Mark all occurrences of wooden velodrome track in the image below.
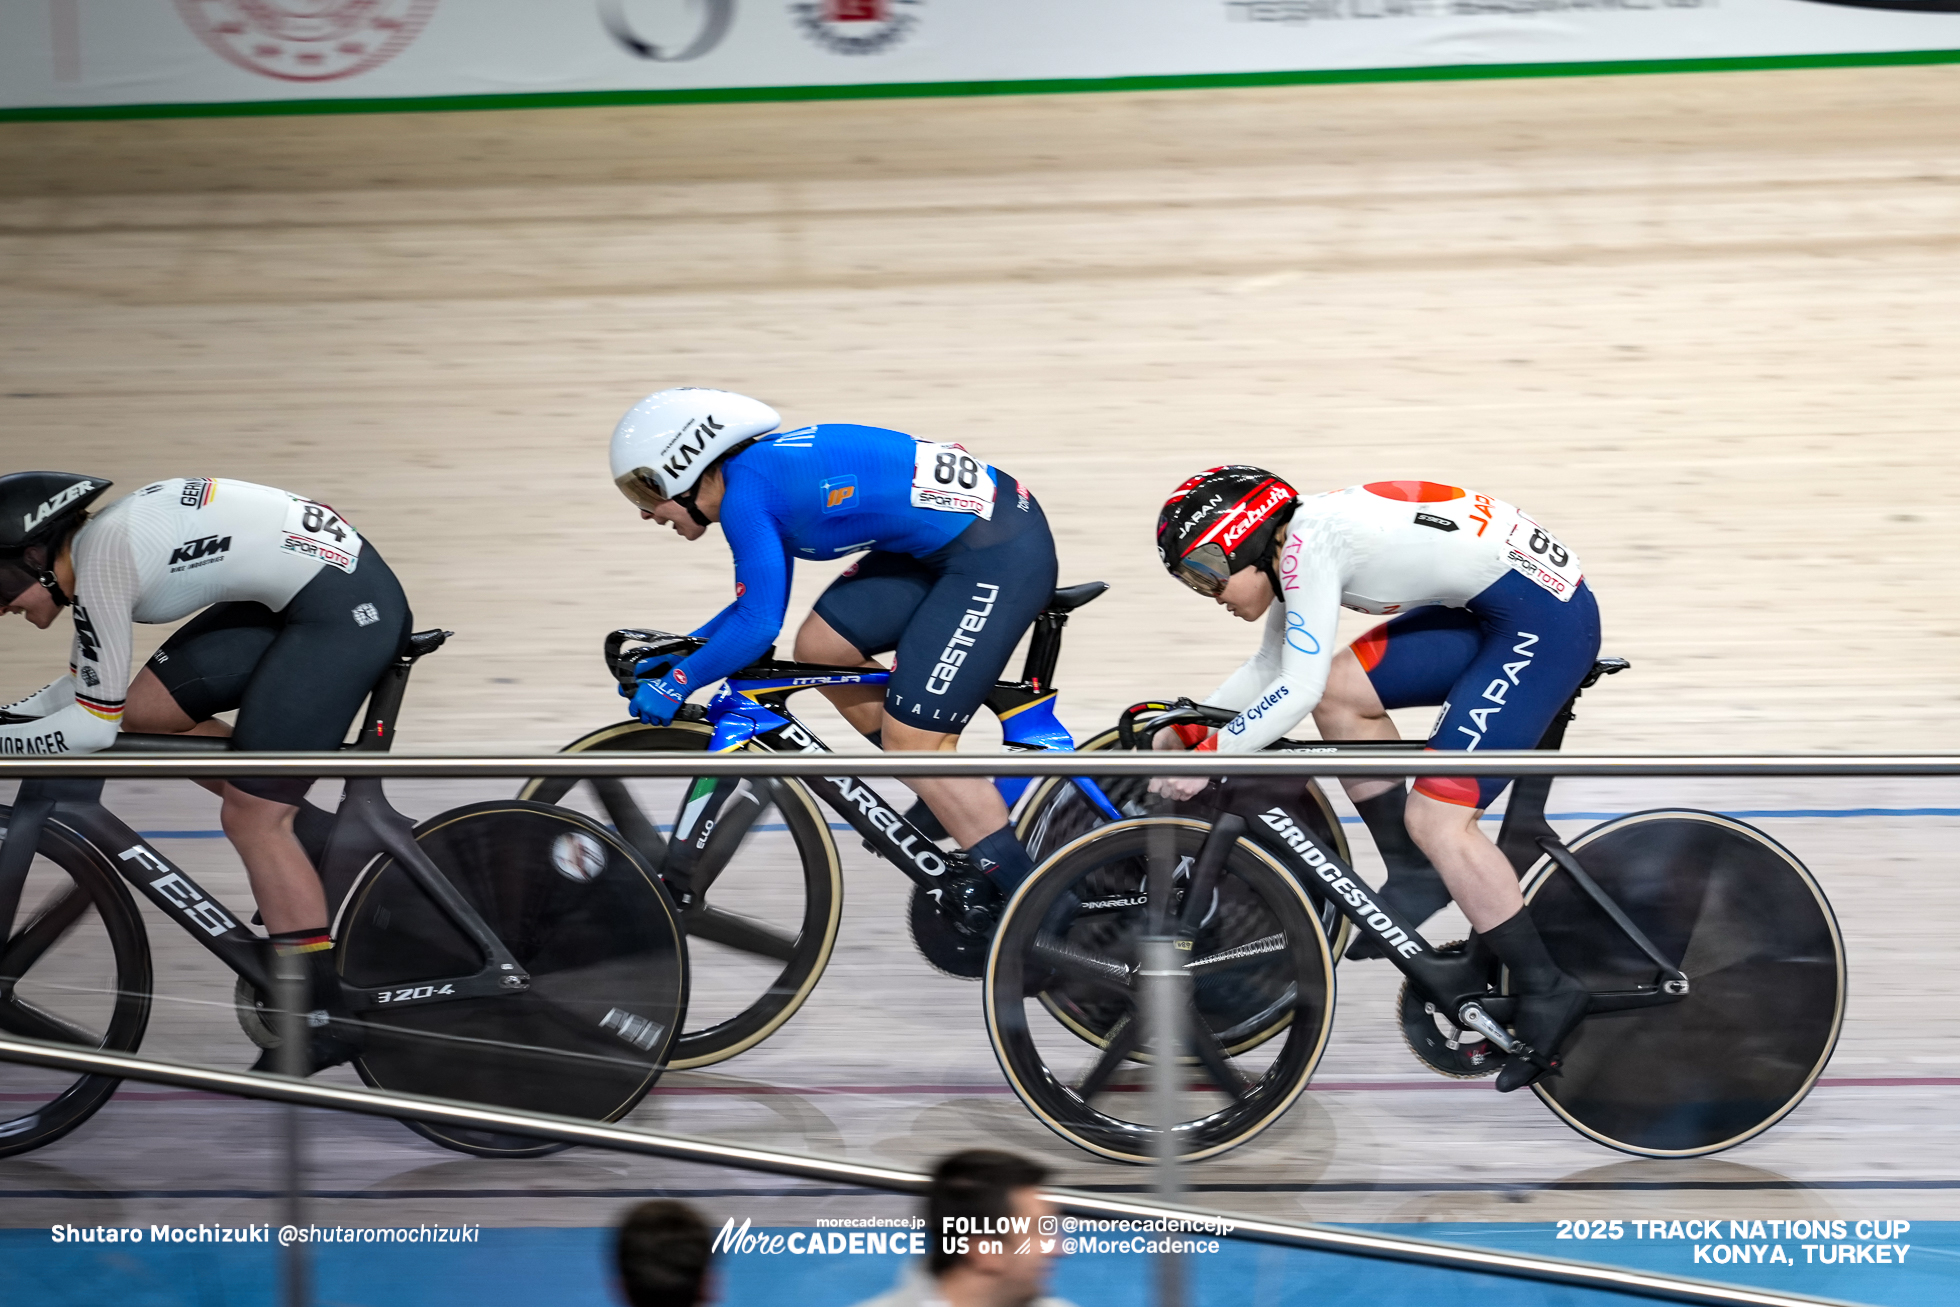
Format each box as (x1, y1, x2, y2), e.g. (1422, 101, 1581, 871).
(4, 67, 1960, 1246)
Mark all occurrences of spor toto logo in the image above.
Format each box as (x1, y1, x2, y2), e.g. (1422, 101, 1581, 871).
(791, 0, 923, 55)
(173, 0, 440, 83)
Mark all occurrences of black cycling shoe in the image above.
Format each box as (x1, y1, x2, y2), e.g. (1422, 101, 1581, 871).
(908, 872, 1001, 980)
(1495, 981, 1590, 1093)
(250, 1013, 364, 1077)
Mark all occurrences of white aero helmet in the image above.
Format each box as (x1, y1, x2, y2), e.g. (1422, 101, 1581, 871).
(610, 387, 781, 516)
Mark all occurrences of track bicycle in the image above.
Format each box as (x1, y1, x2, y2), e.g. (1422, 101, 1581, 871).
(0, 629, 686, 1160)
(522, 582, 1214, 1069)
(984, 658, 1847, 1163)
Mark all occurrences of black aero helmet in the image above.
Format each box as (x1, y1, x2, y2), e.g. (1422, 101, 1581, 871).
(1157, 465, 1298, 597)
(0, 471, 112, 606)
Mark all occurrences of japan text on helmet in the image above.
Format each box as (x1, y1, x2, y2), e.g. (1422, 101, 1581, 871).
(1156, 465, 1298, 597)
(610, 388, 781, 523)
(0, 471, 112, 607)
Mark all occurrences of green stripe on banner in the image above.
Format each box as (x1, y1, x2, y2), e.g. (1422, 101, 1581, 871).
(5, 46, 1960, 123)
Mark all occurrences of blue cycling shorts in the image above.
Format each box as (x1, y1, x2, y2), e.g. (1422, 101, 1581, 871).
(1355, 569, 1601, 810)
(812, 489, 1057, 732)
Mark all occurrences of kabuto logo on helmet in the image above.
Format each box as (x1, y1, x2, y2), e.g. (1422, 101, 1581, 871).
(1218, 481, 1292, 549)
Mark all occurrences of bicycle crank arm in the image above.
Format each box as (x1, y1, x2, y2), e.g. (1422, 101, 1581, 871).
(1583, 982, 1691, 1014)
(342, 964, 531, 1013)
(1455, 1002, 1522, 1056)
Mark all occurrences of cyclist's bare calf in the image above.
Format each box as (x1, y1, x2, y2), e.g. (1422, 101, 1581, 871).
(123, 666, 328, 935)
(1312, 650, 1524, 931)
(794, 611, 1011, 848)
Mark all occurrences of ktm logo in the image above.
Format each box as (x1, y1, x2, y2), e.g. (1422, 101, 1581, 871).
(169, 534, 231, 565)
(659, 415, 726, 480)
(71, 603, 102, 662)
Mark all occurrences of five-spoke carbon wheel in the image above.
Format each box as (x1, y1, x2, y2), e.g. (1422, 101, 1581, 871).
(0, 805, 152, 1158)
(338, 802, 687, 1158)
(985, 817, 1334, 1163)
(1518, 810, 1845, 1157)
(520, 720, 843, 1069)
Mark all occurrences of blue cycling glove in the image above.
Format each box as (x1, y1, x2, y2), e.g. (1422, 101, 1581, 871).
(628, 674, 687, 727)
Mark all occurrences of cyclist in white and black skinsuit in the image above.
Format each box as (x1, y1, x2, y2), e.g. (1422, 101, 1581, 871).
(1152, 468, 1601, 1091)
(0, 472, 412, 1072)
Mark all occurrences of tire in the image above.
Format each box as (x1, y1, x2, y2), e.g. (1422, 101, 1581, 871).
(1015, 728, 1352, 950)
(1014, 732, 1350, 1055)
(518, 720, 843, 1069)
(337, 802, 687, 1158)
(0, 806, 151, 1158)
(985, 817, 1335, 1164)
(1517, 810, 1846, 1157)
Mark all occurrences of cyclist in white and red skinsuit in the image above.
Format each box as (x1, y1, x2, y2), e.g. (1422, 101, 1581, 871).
(1152, 468, 1601, 1092)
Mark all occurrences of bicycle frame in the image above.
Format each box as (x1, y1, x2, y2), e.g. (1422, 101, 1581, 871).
(1138, 657, 1688, 1037)
(606, 605, 1122, 903)
(0, 636, 532, 1019)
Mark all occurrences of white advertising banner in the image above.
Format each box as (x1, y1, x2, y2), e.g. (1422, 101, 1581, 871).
(2, 0, 1958, 115)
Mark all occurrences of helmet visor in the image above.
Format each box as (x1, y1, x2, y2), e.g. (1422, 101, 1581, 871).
(1171, 541, 1233, 597)
(0, 557, 41, 606)
(614, 467, 668, 514)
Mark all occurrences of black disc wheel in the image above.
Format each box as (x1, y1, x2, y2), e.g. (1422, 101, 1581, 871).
(986, 817, 1334, 1164)
(338, 802, 686, 1158)
(1014, 728, 1353, 956)
(519, 720, 842, 1069)
(1517, 810, 1845, 1157)
(0, 804, 151, 1158)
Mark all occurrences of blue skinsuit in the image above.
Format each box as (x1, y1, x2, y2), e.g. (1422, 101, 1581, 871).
(664, 424, 1057, 730)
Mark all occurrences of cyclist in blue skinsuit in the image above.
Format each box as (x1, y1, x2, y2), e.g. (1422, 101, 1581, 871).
(609, 387, 1058, 905)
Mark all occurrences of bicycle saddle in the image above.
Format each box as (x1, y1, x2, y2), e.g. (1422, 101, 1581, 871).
(404, 628, 452, 661)
(1045, 581, 1108, 613)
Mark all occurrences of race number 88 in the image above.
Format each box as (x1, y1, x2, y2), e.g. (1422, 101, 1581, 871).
(935, 451, 981, 490)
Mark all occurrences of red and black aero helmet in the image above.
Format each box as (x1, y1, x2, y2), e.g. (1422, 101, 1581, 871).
(1157, 465, 1298, 596)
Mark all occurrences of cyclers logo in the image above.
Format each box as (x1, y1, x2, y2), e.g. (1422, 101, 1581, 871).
(168, 534, 232, 569)
(658, 414, 726, 483)
(827, 777, 946, 877)
(925, 582, 999, 695)
(1258, 808, 1422, 959)
(1225, 684, 1288, 736)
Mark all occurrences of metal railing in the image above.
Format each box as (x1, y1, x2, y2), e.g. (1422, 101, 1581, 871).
(6, 749, 1960, 780)
(2, 748, 1910, 1307)
(0, 1033, 1852, 1307)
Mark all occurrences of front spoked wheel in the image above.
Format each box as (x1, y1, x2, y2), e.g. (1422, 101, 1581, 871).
(338, 802, 686, 1158)
(519, 720, 843, 1069)
(0, 806, 152, 1158)
(1014, 728, 1353, 954)
(1518, 810, 1846, 1157)
(986, 817, 1334, 1163)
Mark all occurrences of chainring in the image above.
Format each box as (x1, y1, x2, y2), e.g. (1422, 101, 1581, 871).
(1397, 941, 1506, 1079)
(908, 883, 992, 980)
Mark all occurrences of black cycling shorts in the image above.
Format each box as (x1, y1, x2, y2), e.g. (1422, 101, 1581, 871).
(147, 545, 411, 804)
(812, 490, 1058, 732)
